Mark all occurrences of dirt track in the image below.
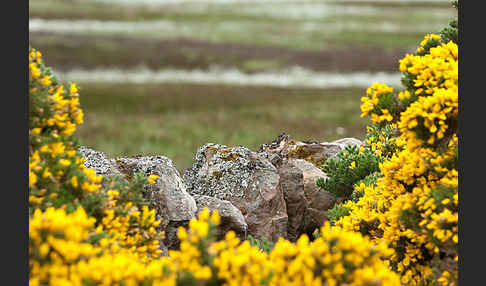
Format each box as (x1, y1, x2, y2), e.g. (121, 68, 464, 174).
(30, 32, 410, 73)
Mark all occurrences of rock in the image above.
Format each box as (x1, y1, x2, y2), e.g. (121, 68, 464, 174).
(277, 161, 306, 242)
(77, 146, 127, 187)
(113, 155, 197, 250)
(79, 148, 195, 250)
(193, 195, 248, 240)
(290, 159, 346, 236)
(184, 143, 288, 242)
(159, 240, 169, 257)
(331, 137, 363, 149)
(258, 134, 353, 238)
(275, 158, 345, 240)
(259, 134, 363, 168)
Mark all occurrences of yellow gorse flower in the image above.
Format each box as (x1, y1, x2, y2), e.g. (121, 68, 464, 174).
(148, 174, 159, 185)
(340, 31, 458, 286)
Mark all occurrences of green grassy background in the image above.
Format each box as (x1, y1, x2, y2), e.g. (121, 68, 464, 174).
(29, 0, 457, 171)
(74, 83, 365, 171)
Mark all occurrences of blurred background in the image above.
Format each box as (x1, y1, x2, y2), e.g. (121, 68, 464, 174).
(29, 0, 457, 171)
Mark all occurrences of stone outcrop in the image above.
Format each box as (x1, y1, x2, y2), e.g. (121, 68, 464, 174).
(275, 158, 345, 241)
(277, 160, 306, 241)
(258, 134, 356, 240)
(79, 147, 197, 250)
(290, 159, 346, 236)
(79, 134, 359, 247)
(193, 195, 248, 240)
(113, 155, 197, 249)
(77, 146, 127, 187)
(258, 133, 362, 168)
(184, 143, 288, 242)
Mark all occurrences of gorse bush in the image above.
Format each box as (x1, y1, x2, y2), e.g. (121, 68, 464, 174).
(326, 7, 459, 285)
(29, 47, 166, 285)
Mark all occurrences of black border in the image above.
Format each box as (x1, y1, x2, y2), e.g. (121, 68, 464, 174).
(457, 0, 472, 285)
(11, 0, 29, 284)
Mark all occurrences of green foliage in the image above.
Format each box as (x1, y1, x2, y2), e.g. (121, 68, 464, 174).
(317, 145, 381, 198)
(440, 19, 458, 45)
(351, 171, 383, 203)
(451, 0, 458, 9)
(328, 203, 350, 225)
(247, 234, 275, 254)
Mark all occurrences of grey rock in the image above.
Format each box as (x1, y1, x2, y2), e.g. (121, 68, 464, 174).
(159, 240, 169, 257)
(78, 146, 127, 187)
(184, 143, 288, 242)
(114, 155, 197, 250)
(115, 156, 197, 221)
(331, 137, 363, 149)
(193, 195, 248, 240)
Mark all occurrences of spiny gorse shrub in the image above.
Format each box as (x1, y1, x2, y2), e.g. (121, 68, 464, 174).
(332, 10, 458, 286)
(29, 47, 401, 285)
(316, 145, 381, 198)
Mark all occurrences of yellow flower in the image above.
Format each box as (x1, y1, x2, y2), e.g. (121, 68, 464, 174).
(59, 159, 71, 168)
(70, 83, 78, 95)
(148, 174, 159, 185)
(40, 75, 52, 87)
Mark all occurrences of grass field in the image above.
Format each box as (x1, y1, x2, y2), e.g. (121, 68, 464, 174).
(29, 0, 456, 170)
(74, 83, 366, 171)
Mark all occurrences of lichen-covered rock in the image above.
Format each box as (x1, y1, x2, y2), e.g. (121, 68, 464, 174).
(290, 159, 346, 235)
(259, 134, 362, 168)
(79, 148, 195, 249)
(114, 156, 197, 222)
(78, 146, 126, 187)
(111, 155, 197, 250)
(184, 143, 288, 242)
(193, 195, 248, 240)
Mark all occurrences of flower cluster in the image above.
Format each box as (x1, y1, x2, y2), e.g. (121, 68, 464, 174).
(29, 207, 176, 286)
(333, 17, 459, 286)
(168, 207, 220, 282)
(399, 38, 458, 104)
(361, 124, 405, 160)
(398, 88, 458, 148)
(29, 48, 105, 215)
(29, 48, 84, 139)
(101, 203, 164, 261)
(360, 30, 458, 130)
(360, 83, 399, 125)
(168, 210, 400, 286)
